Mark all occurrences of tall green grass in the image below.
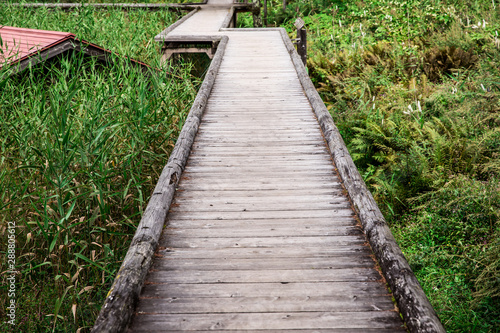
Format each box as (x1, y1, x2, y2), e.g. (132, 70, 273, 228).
(253, 0, 500, 331)
(0, 4, 201, 332)
(14, 0, 204, 4)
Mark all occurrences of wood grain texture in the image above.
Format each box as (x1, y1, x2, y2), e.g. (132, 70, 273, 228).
(95, 1, 437, 332)
(127, 15, 405, 333)
(129, 312, 403, 330)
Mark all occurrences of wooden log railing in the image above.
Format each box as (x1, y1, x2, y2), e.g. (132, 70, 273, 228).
(91, 36, 229, 333)
(279, 28, 446, 333)
(293, 18, 307, 66)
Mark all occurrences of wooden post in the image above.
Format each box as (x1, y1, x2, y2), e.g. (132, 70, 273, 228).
(251, 0, 262, 27)
(263, 0, 267, 27)
(232, 10, 237, 28)
(283, 0, 286, 11)
(294, 18, 307, 66)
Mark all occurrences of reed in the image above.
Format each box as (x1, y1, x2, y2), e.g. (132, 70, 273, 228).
(0, 3, 202, 332)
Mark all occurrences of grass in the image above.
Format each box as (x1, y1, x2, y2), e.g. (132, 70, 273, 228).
(1, 0, 499, 332)
(15, 0, 205, 3)
(248, 0, 500, 332)
(0, 3, 202, 332)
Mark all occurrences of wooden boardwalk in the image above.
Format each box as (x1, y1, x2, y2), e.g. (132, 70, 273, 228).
(126, 2, 405, 332)
(91, 1, 445, 332)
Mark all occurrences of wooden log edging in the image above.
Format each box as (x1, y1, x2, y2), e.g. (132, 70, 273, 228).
(91, 35, 228, 333)
(220, 6, 236, 29)
(279, 28, 446, 333)
(154, 7, 201, 42)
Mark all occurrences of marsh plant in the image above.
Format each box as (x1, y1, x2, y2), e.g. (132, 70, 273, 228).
(0, 3, 201, 332)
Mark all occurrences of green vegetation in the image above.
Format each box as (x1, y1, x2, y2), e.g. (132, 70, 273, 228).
(0, 4, 200, 332)
(1, 0, 498, 332)
(16, 0, 204, 4)
(250, 0, 500, 331)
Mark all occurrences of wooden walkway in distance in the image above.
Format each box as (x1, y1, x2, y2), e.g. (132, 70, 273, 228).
(126, 1, 406, 331)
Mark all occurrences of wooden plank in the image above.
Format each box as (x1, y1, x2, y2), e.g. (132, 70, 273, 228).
(190, 146, 327, 153)
(130, 329, 406, 333)
(191, 139, 325, 145)
(182, 163, 334, 170)
(146, 268, 382, 284)
(185, 157, 334, 164)
(166, 210, 354, 221)
(173, 189, 343, 198)
(177, 175, 340, 184)
(168, 202, 351, 213)
(128, 312, 403, 330)
(135, 295, 396, 314)
(182, 166, 336, 173)
(156, 246, 372, 259)
(164, 236, 365, 249)
(141, 281, 389, 298)
(151, 257, 375, 270)
(176, 183, 342, 192)
(165, 216, 357, 227)
(165, 217, 358, 229)
(172, 194, 348, 205)
(173, 189, 342, 200)
(164, 225, 361, 237)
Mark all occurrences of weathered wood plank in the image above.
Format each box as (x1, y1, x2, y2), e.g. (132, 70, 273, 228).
(135, 295, 396, 314)
(164, 225, 361, 237)
(169, 201, 351, 212)
(157, 245, 371, 259)
(129, 312, 403, 330)
(176, 183, 342, 192)
(166, 210, 355, 221)
(164, 236, 365, 249)
(151, 257, 374, 270)
(177, 175, 340, 185)
(130, 329, 406, 333)
(146, 268, 383, 284)
(141, 281, 390, 298)
(173, 189, 343, 198)
(172, 193, 346, 204)
(182, 166, 336, 174)
(165, 216, 357, 228)
(184, 158, 334, 165)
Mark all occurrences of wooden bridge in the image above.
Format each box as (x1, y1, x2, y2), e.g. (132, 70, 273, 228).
(92, 1, 445, 332)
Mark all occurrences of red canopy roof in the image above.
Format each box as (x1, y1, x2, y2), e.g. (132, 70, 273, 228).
(0, 25, 149, 72)
(0, 26, 75, 65)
